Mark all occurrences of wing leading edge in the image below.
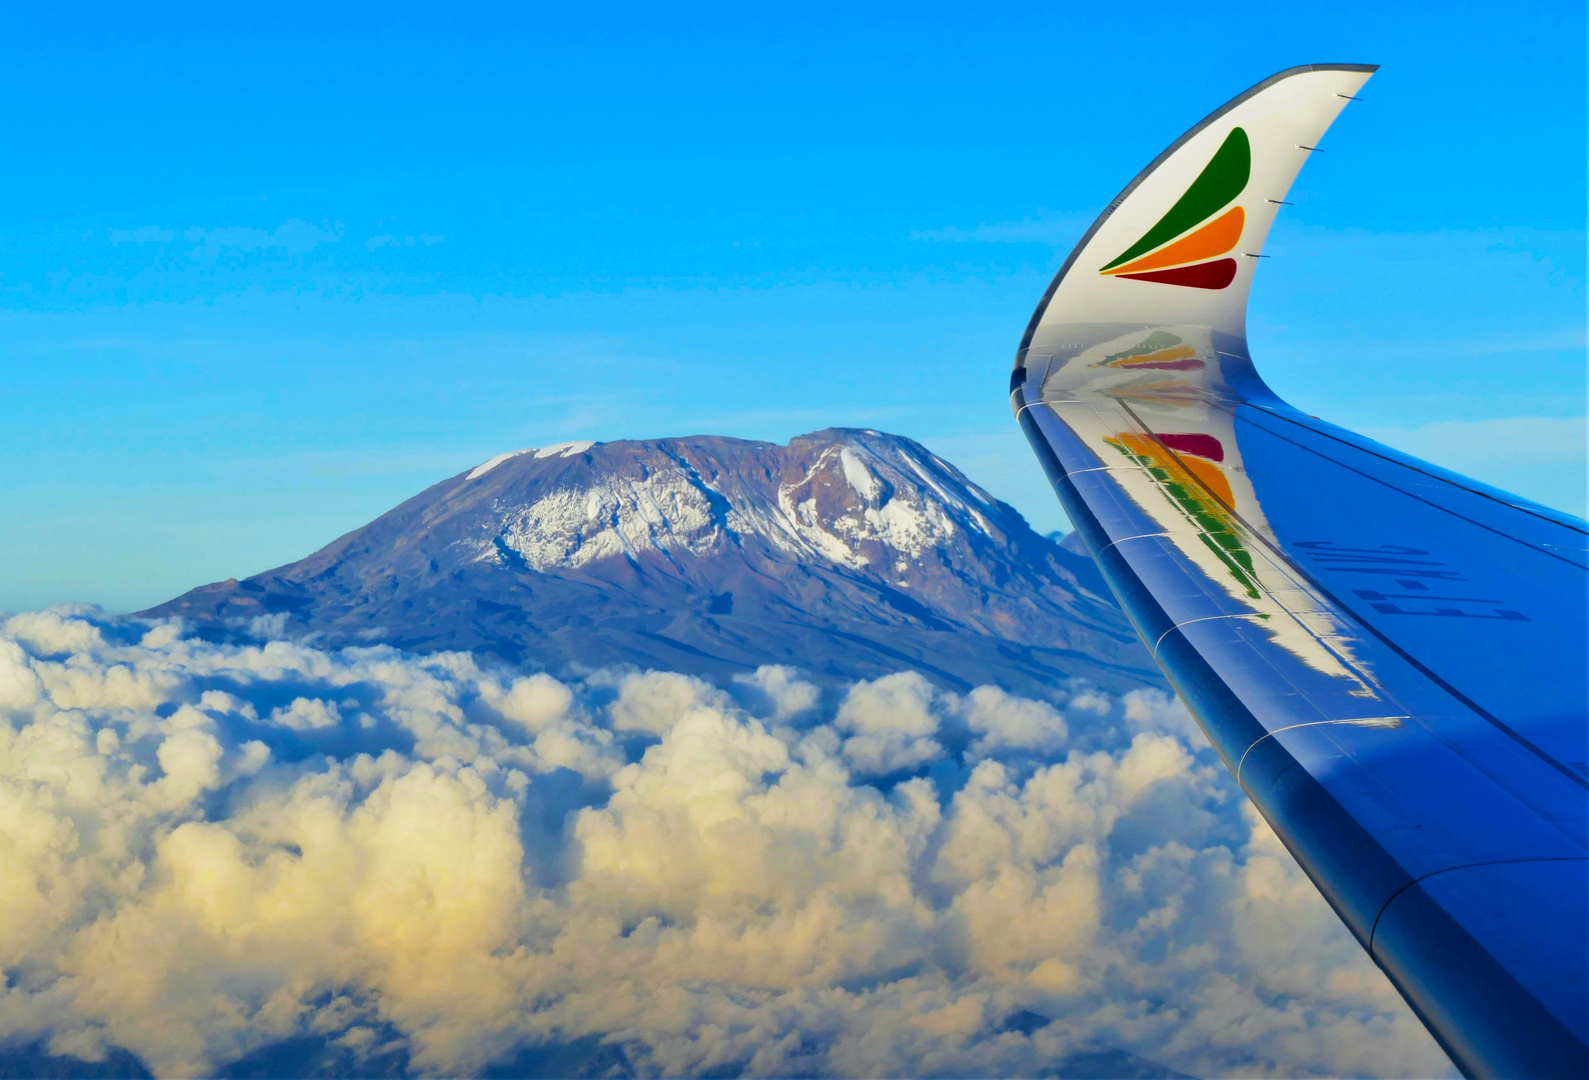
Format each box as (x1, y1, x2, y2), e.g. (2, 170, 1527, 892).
(1011, 65, 1587, 1079)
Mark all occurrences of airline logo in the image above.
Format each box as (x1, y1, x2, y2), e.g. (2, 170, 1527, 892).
(1099, 128, 1250, 290)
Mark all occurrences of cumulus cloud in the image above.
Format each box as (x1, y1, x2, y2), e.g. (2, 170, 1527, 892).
(1122, 686, 1210, 748)
(732, 664, 821, 722)
(0, 608, 1453, 1078)
(962, 685, 1068, 758)
(834, 671, 944, 775)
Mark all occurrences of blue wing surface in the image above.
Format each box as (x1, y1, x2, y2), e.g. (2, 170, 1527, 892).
(1011, 65, 1587, 1079)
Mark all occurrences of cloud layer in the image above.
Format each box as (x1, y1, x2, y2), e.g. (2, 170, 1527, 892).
(0, 609, 1453, 1078)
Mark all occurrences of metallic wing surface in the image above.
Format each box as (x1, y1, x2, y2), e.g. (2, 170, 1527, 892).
(1010, 65, 1587, 1080)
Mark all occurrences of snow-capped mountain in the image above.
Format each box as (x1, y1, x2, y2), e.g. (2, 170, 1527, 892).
(148, 429, 1158, 695)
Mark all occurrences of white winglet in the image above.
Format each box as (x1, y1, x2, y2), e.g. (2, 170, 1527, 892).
(1019, 64, 1375, 360)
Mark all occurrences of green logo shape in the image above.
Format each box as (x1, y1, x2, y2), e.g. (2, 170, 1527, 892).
(1100, 127, 1251, 272)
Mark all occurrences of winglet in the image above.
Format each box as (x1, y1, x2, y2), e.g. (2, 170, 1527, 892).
(1017, 64, 1376, 366)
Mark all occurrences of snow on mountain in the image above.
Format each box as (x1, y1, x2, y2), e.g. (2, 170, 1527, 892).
(466, 441, 597, 480)
(486, 462, 726, 571)
(147, 429, 1158, 696)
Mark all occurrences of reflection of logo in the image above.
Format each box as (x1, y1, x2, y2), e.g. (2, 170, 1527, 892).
(1100, 331, 1204, 371)
(1105, 431, 1260, 598)
(1099, 128, 1250, 290)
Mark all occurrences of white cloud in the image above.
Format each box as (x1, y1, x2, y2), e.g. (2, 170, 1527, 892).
(1359, 416, 1587, 516)
(732, 664, 821, 722)
(269, 696, 341, 730)
(606, 669, 729, 735)
(107, 226, 176, 244)
(367, 233, 445, 251)
(834, 671, 944, 774)
(962, 685, 1068, 757)
(1362, 415, 1587, 469)
(909, 211, 1092, 245)
(485, 672, 575, 734)
(1122, 686, 1209, 748)
(0, 608, 1454, 1078)
(182, 219, 341, 256)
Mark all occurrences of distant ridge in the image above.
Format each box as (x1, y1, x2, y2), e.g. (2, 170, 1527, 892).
(147, 429, 1159, 696)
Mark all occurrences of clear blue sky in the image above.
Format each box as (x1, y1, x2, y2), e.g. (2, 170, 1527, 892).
(2, 1, 1583, 613)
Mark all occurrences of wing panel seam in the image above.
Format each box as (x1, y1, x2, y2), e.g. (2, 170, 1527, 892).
(1150, 612, 1267, 660)
(1366, 856, 1589, 957)
(1236, 716, 1409, 791)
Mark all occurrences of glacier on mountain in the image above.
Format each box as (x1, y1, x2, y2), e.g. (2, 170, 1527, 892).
(488, 467, 725, 571)
(479, 437, 979, 574)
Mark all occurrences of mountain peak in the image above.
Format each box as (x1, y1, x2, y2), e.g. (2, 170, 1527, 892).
(147, 429, 1158, 696)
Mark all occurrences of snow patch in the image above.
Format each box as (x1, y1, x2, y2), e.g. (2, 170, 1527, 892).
(903, 454, 957, 506)
(495, 468, 723, 570)
(535, 441, 596, 459)
(468, 449, 535, 480)
(839, 448, 880, 501)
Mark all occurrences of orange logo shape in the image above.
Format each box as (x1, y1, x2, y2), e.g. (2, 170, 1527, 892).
(1100, 128, 1250, 290)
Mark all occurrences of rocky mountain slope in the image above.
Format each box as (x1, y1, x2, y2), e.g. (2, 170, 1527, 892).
(147, 429, 1158, 695)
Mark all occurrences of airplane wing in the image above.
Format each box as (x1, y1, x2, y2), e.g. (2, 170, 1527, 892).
(1011, 65, 1587, 1080)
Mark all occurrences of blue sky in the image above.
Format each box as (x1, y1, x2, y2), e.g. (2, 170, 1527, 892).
(2, 1, 1583, 613)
